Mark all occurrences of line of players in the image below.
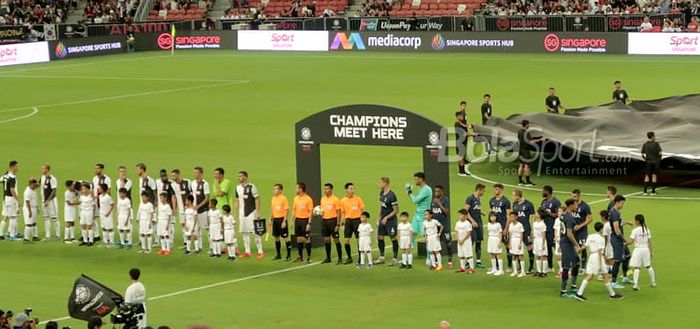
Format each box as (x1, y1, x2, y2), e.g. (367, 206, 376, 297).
(1, 161, 656, 299)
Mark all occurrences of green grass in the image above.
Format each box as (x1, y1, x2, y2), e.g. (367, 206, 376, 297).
(1, 51, 699, 329)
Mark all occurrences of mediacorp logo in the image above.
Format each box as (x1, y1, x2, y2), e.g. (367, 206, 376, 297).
(158, 33, 221, 50)
(366, 33, 422, 49)
(330, 32, 365, 50)
(54, 42, 68, 58)
(544, 33, 608, 53)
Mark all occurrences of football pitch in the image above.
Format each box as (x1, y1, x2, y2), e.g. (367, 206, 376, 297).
(1, 51, 699, 329)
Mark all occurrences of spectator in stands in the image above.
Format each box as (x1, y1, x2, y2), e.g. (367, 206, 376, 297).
(688, 16, 699, 31)
(322, 6, 335, 17)
(461, 17, 474, 31)
(308, 1, 316, 16)
(639, 16, 654, 31)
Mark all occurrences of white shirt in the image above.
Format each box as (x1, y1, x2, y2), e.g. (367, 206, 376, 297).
(236, 183, 259, 214)
(208, 209, 222, 226)
(585, 233, 606, 254)
(358, 222, 372, 238)
(138, 202, 155, 222)
(640, 21, 653, 31)
(139, 176, 157, 194)
(40, 175, 58, 201)
(508, 222, 524, 240)
(455, 220, 472, 241)
(603, 222, 612, 240)
(99, 194, 113, 216)
(65, 190, 79, 209)
(184, 208, 197, 223)
(223, 214, 236, 230)
(397, 222, 412, 238)
(630, 226, 652, 248)
(487, 222, 502, 238)
(92, 175, 112, 197)
(157, 202, 173, 221)
(171, 179, 188, 213)
(553, 216, 563, 240)
(23, 187, 38, 209)
(124, 281, 146, 304)
(79, 194, 95, 213)
(423, 220, 442, 237)
(533, 221, 547, 240)
(190, 179, 210, 206)
(116, 177, 132, 193)
(117, 197, 132, 217)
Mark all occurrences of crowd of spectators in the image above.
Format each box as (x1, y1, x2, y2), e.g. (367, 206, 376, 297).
(481, 0, 700, 17)
(221, 0, 341, 19)
(0, 0, 72, 25)
(355, 0, 393, 16)
(82, 0, 140, 24)
(153, 0, 213, 11)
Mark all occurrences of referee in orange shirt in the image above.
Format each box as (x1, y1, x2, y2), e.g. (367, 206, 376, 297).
(269, 183, 291, 261)
(320, 183, 343, 264)
(293, 183, 314, 263)
(340, 182, 366, 265)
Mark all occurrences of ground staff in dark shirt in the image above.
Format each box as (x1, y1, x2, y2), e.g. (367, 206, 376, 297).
(641, 131, 662, 195)
(517, 120, 542, 187)
(612, 80, 630, 104)
(545, 87, 565, 113)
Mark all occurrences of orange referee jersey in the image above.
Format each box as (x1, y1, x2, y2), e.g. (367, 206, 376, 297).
(340, 195, 365, 219)
(320, 194, 341, 220)
(293, 194, 314, 219)
(270, 194, 289, 219)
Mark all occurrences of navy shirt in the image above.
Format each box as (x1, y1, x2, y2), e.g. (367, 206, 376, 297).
(572, 200, 591, 238)
(607, 198, 615, 212)
(465, 195, 482, 223)
(379, 190, 398, 221)
(489, 196, 510, 229)
(560, 212, 576, 247)
(609, 207, 624, 242)
(431, 196, 450, 229)
(539, 197, 561, 231)
(513, 199, 535, 232)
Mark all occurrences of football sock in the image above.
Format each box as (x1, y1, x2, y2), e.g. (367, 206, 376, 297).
(186, 240, 192, 252)
(571, 265, 580, 287)
(324, 242, 331, 259)
(651, 183, 657, 193)
(335, 242, 343, 259)
(146, 236, 152, 251)
(578, 279, 589, 296)
(82, 229, 88, 242)
(519, 261, 526, 273)
(536, 260, 542, 273)
(306, 242, 312, 257)
(140, 236, 146, 250)
(360, 252, 366, 265)
(344, 243, 352, 260)
(402, 253, 407, 265)
(407, 253, 413, 265)
(378, 239, 385, 257)
(643, 183, 648, 193)
(518, 175, 524, 183)
(366, 251, 373, 264)
(254, 235, 263, 254)
(611, 261, 621, 282)
(87, 229, 94, 243)
(0, 220, 5, 236)
(24, 227, 30, 240)
(243, 233, 251, 254)
(561, 269, 570, 291)
(460, 258, 466, 269)
(528, 250, 535, 271)
(392, 239, 399, 259)
(9, 218, 17, 237)
(286, 241, 292, 258)
(297, 242, 304, 258)
(44, 219, 51, 238)
(633, 269, 640, 286)
(276, 241, 282, 257)
(497, 258, 502, 271)
(605, 282, 616, 296)
(468, 258, 474, 269)
(648, 267, 656, 284)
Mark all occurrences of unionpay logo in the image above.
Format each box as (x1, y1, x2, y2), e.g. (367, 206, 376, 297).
(54, 42, 68, 58)
(330, 32, 365, 50)
(431, 34, 445, 51)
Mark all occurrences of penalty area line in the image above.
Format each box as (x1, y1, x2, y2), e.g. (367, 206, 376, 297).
(0, 107, 39, 125)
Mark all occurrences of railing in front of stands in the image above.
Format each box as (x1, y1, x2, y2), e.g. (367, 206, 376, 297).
(0, 13, 690, 42)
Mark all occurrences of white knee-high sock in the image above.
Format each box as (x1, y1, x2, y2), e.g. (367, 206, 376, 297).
(360, 252, 366, 265)
(146, 236, 152, 250)
(54, 219, 61, 238)
(87, 229, 94, 243)
(497, 258, 502, 271)
(633, 269, 640, 286)
(558, 260, 563, 272)
(543, 261, 549, 273)
(577, 279, 589, 296)
(70, 227, 75, 239)
(367, 251, 373, 264)
(186, 240, 192, 252)
(64, 227, 70, 239)
(9, 218, 17, 236)
(44, 219, 51, 238)
(402, 253, 407, 265)
(0, 220, 6, 236)
(536, 260, 542, 273)
(140, 236, 146, 250)
(255, 235, 263, 254)
(407, 253, 413, 265)
(82, 229, 88, 242)
(119, 232, 125, 245)
(468, 258, 475, 269)
(126, 230, 132, 244)
(109, 232, 114, 244)
(93, 223, 100, 237)
(243, 233, 251, 253)
(648, 267, 656, 284)
(519, 261, 526, 273)
(24, 227, 30, 240)
(605, 282, 616, 296)
(228, 244, 235, 257)
(460, 258, 466, 269)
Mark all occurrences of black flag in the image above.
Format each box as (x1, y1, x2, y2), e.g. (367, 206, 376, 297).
(254, 218, 267, 235)
(67, 274, 123, 321)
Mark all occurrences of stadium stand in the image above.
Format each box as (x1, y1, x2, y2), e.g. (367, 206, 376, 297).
(82, 0, 139, 23)
(148, 0, 212, 20)
(479, 0, 700, 16)
(0, 0, 72, 25)
(389, 0, 486, 16)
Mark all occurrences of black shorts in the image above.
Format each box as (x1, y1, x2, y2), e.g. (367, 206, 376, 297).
(575, 232, 588, 248)
(519, 149, 534, 164)
(322, 218, 339, 239)
(471, 225, 483, 242)
(377, 218, 398, 238)
(294, 218, 310, 238)
(272, 218, 289, 238)
(645, 162, 660, 175)
(523, 228, 533, 246)
(441, 231, 453, 243)
(561, 243, 580, 269)
(611, 237, 624, 261)
(344, 218, 360, 239)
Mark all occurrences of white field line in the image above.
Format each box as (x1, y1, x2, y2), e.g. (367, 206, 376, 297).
(0, 107, 38, 124)
(0, 74, 247, 83)
(0, 54, 171, 74)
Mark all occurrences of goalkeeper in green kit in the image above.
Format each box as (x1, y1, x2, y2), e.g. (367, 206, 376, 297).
(407, 172, 432, 254)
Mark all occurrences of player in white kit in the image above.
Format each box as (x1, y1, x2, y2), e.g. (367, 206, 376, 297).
(63, 181, 80, 243)
(182, 195, 199, 254)
(22, 179, 40, 242)
(629, 214, 656, 291)
(455, 209, 475, 273)
(507, 211, 526, 277)
(117, 188, 133, 248)
(357, 211, 374, 269)
(78, 183, 96, 246)
(137, 192, 155, 253)
(486, 211, 504, 276)
(423, 210, 444, 271)
(92, 163, 111, 242)
(40, 164, 60, 241)
(599, 210, 614, 266)
(1, 161, 20, 240)
(532, 214, 549, 277)
(98, 184, 115, 247)
(157, 193, 174, 255)
(222, 205, 237, 261)
(397, 212, 413, 269)
(553, 207, 565, 277)
(208, 199, 224, 257)
(191, 167, 209, 254)
(574, 222, 624, 301)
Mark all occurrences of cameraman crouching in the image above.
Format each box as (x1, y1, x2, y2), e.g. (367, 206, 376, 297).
(125, 268, 147, 329)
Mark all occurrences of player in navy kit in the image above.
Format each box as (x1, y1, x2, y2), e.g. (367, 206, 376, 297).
(539, 185, 561, 271)
(559, 198, 581, 298)
(570, 189, 592, 274)
(464, 184, 485, 268)
(488, 184, 511, 268)
(512, 189, 536, 274)
(431, 185, 452, 268)
(376, 177, 399, 266)
(609, 195, 628, 289)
